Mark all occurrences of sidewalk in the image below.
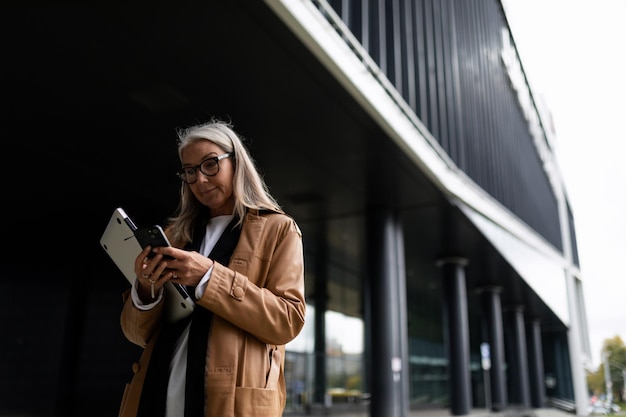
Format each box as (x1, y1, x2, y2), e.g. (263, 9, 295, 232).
(286, 405, 578, 417)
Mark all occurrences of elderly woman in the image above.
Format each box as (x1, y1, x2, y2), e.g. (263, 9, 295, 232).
(118, 119, 306, 417)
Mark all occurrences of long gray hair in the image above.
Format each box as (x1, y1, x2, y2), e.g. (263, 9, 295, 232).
(166, 118, 283, 246)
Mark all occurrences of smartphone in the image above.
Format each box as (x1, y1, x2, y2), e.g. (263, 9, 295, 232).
(134, 224, 191, 303)
(134, 225, 173, 259)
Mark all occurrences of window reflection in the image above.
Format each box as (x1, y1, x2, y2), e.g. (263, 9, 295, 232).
(285, 306, 366, 412)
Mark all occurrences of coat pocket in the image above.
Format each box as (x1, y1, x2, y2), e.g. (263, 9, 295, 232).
(234, 386, 281, 417)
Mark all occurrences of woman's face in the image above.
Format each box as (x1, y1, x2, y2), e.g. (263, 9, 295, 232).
(181, 140, 235, 217)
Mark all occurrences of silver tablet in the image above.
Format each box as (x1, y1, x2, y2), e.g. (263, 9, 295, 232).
(100, 207, 194, 322)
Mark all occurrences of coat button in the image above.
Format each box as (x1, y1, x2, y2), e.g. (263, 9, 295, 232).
(233, 287, 244, 298)
(132, 362, 139, 373)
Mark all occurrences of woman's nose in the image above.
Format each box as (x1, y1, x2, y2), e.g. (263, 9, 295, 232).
(196, 170, 212, 183)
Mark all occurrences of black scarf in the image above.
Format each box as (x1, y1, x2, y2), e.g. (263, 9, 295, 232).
(137, 216, 241, 417)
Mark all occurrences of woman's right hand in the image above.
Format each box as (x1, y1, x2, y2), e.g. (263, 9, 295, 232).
(134, 245, 174, 302)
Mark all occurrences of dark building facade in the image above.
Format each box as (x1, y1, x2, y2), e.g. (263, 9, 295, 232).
(0, 1, 591, 416)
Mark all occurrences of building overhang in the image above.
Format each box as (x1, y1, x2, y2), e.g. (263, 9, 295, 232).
(456, 200, 570, 326)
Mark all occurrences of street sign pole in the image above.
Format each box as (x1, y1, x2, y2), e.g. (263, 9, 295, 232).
(481, 343, 492, 415)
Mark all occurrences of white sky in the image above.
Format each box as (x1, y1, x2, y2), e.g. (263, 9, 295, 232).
(503, 0, 626, 369)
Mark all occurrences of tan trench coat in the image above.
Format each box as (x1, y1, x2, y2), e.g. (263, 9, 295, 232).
(118, 210, 306, 417)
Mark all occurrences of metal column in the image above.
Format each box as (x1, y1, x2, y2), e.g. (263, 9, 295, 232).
(366, 207, 409, 417)
(527, 318, 546, 408)
(313, 226, 328, 407)
(507, 306, 531, 408)
(437, 257, 472, 416)
(478, 286, 508, 411)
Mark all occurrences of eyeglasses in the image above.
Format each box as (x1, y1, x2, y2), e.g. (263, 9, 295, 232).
(177, 153, 233, 184)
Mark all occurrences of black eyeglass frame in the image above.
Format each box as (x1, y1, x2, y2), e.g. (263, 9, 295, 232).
(176, 152, 233, 184)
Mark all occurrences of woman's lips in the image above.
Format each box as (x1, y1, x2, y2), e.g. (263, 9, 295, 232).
(199, 186, 217, 197)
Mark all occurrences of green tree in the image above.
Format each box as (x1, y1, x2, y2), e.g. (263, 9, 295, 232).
(587, 335, 626, 403)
